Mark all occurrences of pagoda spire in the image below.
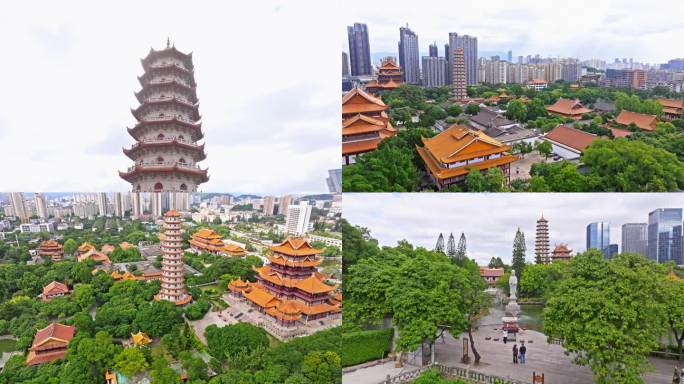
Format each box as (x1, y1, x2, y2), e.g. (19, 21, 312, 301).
(166, 36, 170, 48)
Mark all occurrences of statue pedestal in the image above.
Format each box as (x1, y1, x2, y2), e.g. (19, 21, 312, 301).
(505, 300, 521, 318)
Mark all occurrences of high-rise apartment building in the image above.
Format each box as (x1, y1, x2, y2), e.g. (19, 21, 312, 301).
(507, 50, 513, 62)
(9, 192, 29, 222)
(342, 52, 350, 76)
(561, 61, 581, 83)
(621, 223, 648, 256)
(347, 23, 372, 76)
(278, 195, 293, 215)
(647, 208, 683, 264)
(97, 192, 108, 216)
(398, 25, 420, 84)
(586, 222, 610, 254)
(326, 169, 342, 194)
(604, 69, 647, 89)
(422, 56, 448, 88)
(262, 196, 276, 215)
(285, 201, 312, 235)
(34, 193, 48, 220)
(448, 33, 477, 86)
(113, 192, 124, 217)
(429, 43, 438, 58)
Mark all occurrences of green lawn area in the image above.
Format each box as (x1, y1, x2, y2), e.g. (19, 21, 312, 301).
(210, 298, 228, 311)
(199, 283, 223, 293)
(0, 339, 19, 353)
(266, 333, 281, 348)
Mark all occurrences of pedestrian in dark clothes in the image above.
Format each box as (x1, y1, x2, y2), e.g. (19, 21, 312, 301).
(519, 342, 527, 364)
(512, 344, 518, 364)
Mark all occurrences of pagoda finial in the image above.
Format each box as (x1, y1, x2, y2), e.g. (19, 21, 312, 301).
(166, 36, 170, 48)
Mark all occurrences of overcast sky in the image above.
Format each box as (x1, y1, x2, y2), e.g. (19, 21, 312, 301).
(342, 0, 684, 63)
(0, 1, 340, 195)
(343, 193, 684, 265)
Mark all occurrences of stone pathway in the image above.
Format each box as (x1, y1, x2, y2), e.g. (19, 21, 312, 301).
(434, 326, 673, 384)
(343, 361, 416, 384)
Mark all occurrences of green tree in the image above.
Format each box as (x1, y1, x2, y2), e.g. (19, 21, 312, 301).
(464, 103, 480, 115)
(505, 99, 527, 122)
(301, 351, 342, 384)
(446, 104, 463, 117)
(536, 140, 552, 159)
(150, 358, 180, 384)
(544, 251, 667, 383)
(205, 323, 269, 362)
(63, 238, 77, 256)
(663, 276, 684, 361)
(73, 284, 95, 310)
(526, 98, 548, 120)
(114, 347, 149, 377)
(511, 229, 526, 280)
(134, 300, 182, 338)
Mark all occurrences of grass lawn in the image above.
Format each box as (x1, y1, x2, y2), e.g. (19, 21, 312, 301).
(266, 333, 281, 348)
(210, 298, 229, 310)
(0, 339, 18, 353)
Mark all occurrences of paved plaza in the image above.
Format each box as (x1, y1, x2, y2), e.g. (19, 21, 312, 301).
(344, 325, 676, 384)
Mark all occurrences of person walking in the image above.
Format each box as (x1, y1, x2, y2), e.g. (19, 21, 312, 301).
(502, 329, 508, 344)
(512, 344, 518, 364)
(519, 341, 527, 364)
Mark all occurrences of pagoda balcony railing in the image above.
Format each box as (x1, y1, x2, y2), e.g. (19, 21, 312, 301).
(142, 114, 195, 124)
(126, 162, 203, 172)
(144, 96, 196, 107)
(129, 137, 201, 149)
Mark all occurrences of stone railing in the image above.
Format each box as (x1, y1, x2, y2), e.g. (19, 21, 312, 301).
(378, 363, 528, 384)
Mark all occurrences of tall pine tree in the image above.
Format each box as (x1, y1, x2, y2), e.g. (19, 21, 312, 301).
(511, 228, 526, 280)
(455, 232, 467, 261)
(446, 233, 456, 259)
(435, 233, 445, 253)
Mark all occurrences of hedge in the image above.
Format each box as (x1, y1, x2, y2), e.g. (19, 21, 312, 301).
(341, 328, 393, 367)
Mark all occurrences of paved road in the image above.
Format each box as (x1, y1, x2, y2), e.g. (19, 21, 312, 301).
(342, 362, 416, 384)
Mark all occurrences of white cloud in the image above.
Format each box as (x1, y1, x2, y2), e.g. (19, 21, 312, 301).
(341, 0, 684, 63)
(0, 0, 341, 194)
(343, 193, 684, 265)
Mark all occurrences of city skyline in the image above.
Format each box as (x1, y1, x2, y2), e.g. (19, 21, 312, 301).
(343, 193, 684, 265)
(341, 0, 684, 64)
(0, 1, 339, 194)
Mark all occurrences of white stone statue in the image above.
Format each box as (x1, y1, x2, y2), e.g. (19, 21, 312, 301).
(509, 270, 518, 301)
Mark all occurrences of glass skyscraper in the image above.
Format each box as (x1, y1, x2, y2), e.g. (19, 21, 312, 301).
(347, 23, 372, 76)
(647, 208, 683, 264)
(586, 222, 610, 254)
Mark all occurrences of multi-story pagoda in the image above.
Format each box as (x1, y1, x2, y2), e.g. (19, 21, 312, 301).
(37, 240, 63, 261)
(341, 87, 396, 165)
(228, 237, 340, 327)
(120, 40, 208, 193)
(155, 209, 191, 305)
(365, 57, 403, 93)
(535, 214, 550, 264)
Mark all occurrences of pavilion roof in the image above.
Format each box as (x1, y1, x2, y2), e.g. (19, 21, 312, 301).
(420, 125, 510, 164)
(42, 281, 69, 295)
(545, 125, 600, 152)
(546, 98, 592, 116)
(615, 110, 657, 131)
(30, 323, 75, 350)
(270, 237, 323, 256)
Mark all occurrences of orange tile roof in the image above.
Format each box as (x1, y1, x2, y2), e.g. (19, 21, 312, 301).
(342, 114, 387, 136)
(100, 244, 115, 255)
(222, 243, 246, 255)
(131, 331, 151, 346)
(164, 209, 181, 217)
(193, 228, 222, 239)
(268, 254, 321, 268)
(243, 285, 277, 308)
(295, 275, 337, 294)
(29, 323, 75, 351)
(417, 146, 518, 180)
(297, 302, 341, 315)
(78, 242, 95, 253)
(420, 125, 511, 164)
(342, 138, 383, 155)
(656, 98, 684, 110)
(479, 268, 504, 278)
(270, 238, 323, 256)
(342, 87, 388, 115)
(610, 128, 632, 138)
(119, 241, 137, 250)
(545, 125, 600, 152)
(78, 249, 112, 264)
(546, 98, 592, 116)
(615, 110, 657, 131)
(42, 281, 69, 296)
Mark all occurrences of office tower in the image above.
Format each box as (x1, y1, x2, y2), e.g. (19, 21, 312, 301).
(262, 196, 276, 215)
(561, 62, 581, 82)
(429, 43, 438, 57)
(621, 223, 648, 256)
(96, 192, 108, 216)
(398, 25, 420, 84)
(444, 43, 451, 83)
(34, 193, 48, 219)
(422, 56, 448, 87)
(9, 192, 29, 222)
(119, 41, 209, 192)
(452, 48, 467, 100)
(518, 56, 523, 64)
(285, 201, 312, 235)
(113, 192, 124, 217)
(326, 169, 342, 194)
(535, 214, 550, 264)
(448, 33, 478, 85)
(507, 50, 513, 62)
(278, 195, 293, 215)
(347, 23, 372, 76)
(154, 210, 191, 305)
(342, 52, 350, 76)
(586, 222, 610, 256)
(604, 244, 619, 259)
(647, 208, 683, 264)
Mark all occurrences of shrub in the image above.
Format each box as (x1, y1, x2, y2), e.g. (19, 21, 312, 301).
(341, 328, 393, 367)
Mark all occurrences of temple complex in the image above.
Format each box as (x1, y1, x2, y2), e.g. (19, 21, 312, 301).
(77, 242, 111, 264)
(41, 281, 69, 301)
(615, 110, 657, 131)
(37, 240, 63, 261)
(189, 228, 246, 256)
(551, 244, 573, 262)
(535, 214, 550, 264)
(228, 238, 340, 328)
(25, 323, 75, 366)
(415, 125, 518, 190)
(120, 40, 208, 193)
(546, 98, 592, 119)
(341, 87, 396, 165)
(365, 57, 403, 93)
(154, 210, 191, 306)
(657, 98, 684, 120)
